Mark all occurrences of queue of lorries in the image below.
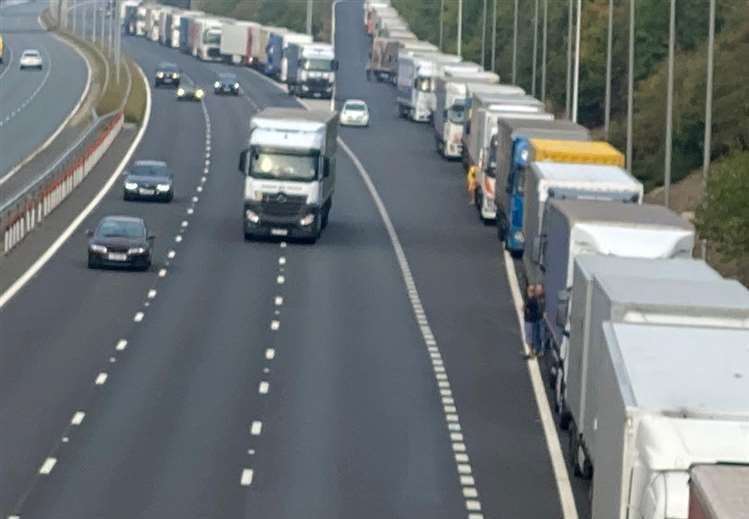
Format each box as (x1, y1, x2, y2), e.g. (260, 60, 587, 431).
(120, 0, 337, 99)
(119, 1, 340, 243)
(366, 2, 749, 519)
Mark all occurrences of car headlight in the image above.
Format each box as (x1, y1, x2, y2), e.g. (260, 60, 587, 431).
(128, 247, 146, 254)
(513, 231, 525, 243)
(177, 88, 185, 97)
(299, 213, 315, 226)
(195, 89, 205, 99)
(156, 71, 164, 78)
(90, 244, 107, 253)
(214, 81, 221, 88)
(156, 183, 171, 192)
(124, 181, 138, 190)
(245, 209, 260, 223)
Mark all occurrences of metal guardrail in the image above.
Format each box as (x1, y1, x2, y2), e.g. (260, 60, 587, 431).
(1, 111, 124, 255)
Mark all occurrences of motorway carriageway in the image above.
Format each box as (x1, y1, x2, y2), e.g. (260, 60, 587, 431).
(0, 0, 88, 188)
(0, 1, 588, 517)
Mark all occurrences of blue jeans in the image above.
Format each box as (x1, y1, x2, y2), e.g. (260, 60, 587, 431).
(525, 321, 544, 355)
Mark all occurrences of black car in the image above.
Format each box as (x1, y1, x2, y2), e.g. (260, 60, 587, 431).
(123, 160, 174, 202)
(154, 62, 181, 88)
(214, 73, 240, 95)
(87, 216, 154, 270)
(176, 76, 205, 101)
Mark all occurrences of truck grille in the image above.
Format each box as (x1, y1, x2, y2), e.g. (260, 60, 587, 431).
(261, 193, 306, 218)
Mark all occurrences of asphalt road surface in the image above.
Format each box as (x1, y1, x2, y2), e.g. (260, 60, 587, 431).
(0, 2, 577, 517)
(0, 0, 87, 182)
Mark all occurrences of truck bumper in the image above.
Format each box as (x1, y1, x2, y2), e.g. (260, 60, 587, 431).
(244, 204, 321, 240)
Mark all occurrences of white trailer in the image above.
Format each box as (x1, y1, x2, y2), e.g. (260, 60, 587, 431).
(584, 322, 749, 519)
(220, 21, 259, 65)
(523, 162, 643, 281)
(541, 202, 696, 416)
(464, 92, 545, 172)
(432, 74, 500, 159)
(192, 18, 223, 61)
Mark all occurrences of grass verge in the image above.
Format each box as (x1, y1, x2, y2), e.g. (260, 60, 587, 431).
(124, 59, 146, 125)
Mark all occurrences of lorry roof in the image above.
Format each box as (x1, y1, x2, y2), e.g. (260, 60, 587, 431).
(499, 118, 590, 138)
(253, 108, 336, 125)
(551, 200, 691, 229)
(597, 275, 749, 321)
(575, 255, 721, 282)
(605, 323, 749, 418)
(531, 139, 625, 166)
(531, 163, 640, 191)
(689, 463, 749, 517)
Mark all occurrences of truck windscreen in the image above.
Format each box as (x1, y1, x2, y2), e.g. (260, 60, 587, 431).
(447, 105, 465, 124)
(303, 59, 334, 71)
(204, 31, 221, 44)
(251, 152, 317, 181)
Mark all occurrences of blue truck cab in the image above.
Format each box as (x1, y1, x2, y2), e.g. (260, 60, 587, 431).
(264, 32, 285, 77)
(493, 119, 592, 257)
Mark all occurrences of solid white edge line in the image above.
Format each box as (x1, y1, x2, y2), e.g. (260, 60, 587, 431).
(0, 13, 93, 184)
(0, 62, 152, 311)
(503, 250, 579, 519)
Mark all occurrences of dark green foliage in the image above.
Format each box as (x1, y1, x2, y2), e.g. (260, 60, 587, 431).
(695, 151, 749, 279)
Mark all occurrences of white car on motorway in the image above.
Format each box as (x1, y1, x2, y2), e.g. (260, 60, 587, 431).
(19, 49, 43, 70)
(339, 99, 370, 127)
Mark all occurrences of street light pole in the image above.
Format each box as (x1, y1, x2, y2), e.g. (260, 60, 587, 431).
(531, 0, 538, 97)
(512, 0, 518, 84)
(438, 0, 444, 51)
(481, 0, 487, 68)
(306, 0, 313, 36)
(701, 0, 716, 259)
(571, 0, 582, 122)
(541, 0, 547, 103)
(565, 0, 573, 117)
(626, 0, 636, 171)
(603, 0, 613, 139)
(457, 0, 463, 58)
(664, 0, 676, 208)
(490, 0, 497, 71)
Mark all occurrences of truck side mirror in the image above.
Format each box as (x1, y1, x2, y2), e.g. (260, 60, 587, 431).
(556, 289, 570, 328)
(332, 60, 339, 71)
(238, 149, 249, 174)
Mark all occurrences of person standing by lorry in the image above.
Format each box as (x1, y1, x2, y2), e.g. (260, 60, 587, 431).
(524, 285, 543, 358)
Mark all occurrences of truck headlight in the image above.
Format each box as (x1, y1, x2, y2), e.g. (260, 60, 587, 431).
(245, 209, 260, 223)
(156, 71, 164, 78)
(156, 183, 171, 192)
(299, 213, 315, 226)
(513, 231, 525, 243)
(177, 88, 185, 97)
(195, 89, 205, 99)
(90, 244, 107, 253)
(124, 181, 138, 190)
(214, 81, 221, 88)
(173, 73, 180, 79)
(128, 247, 146, 254)
(233, 82, 240, 89)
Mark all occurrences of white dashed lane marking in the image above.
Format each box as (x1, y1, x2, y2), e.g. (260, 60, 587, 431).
(71, 411, 85, 425)
(133, 312, 144, 322)
(116, 339, 127, 351)
(240, 468, 254, 486)
(39, 457, 57, 475)
(276, 275, 285, 285)
(250, 421, 263, 436)
(147, 289, 157, 299)
(95, 373, 108, 385)
(258, 381, 269, 394)
(270, 320, 280, 331)
(265, 348, 275, 360)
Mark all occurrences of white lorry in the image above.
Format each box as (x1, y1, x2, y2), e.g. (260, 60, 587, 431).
(582, 320, 749, 519)
(279, 33, 314, 83)
(286, 43, 337, 98)
(522, 161, 643, 283)
(220, 21, 259, 65)
(395, 53, 461, 122)
(238, 108, 339, 243)
(192, 18, 223, 61)
(541, 201, 697, 416)
(432, 73, 500, 159)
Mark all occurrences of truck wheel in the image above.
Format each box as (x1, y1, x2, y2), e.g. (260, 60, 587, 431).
(321, 202, 331, 229)
(568, 424, 583, 477)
